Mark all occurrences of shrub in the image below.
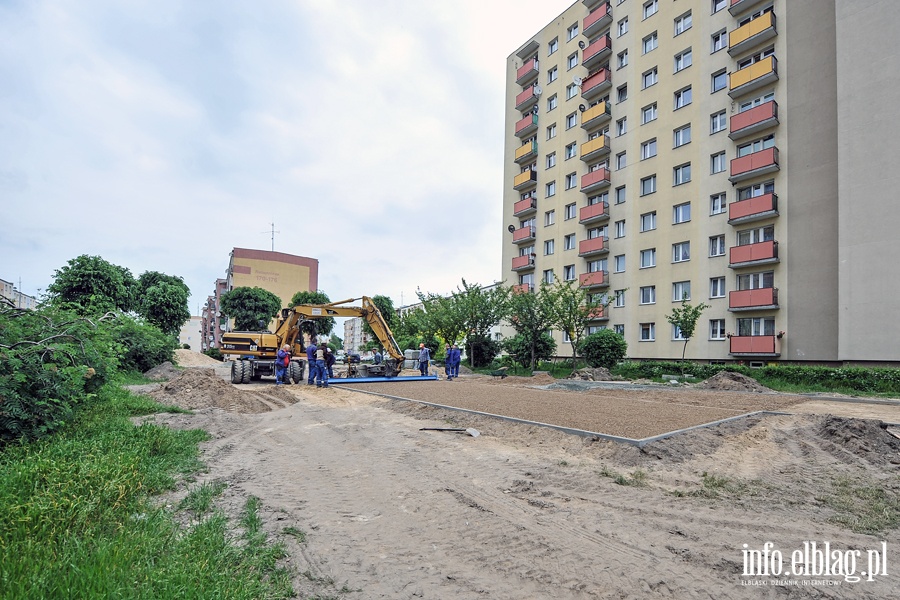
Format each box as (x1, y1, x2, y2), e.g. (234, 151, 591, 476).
(107, 315, 176, 373)
(502, 333, 557, 369)
(203, 348, 224, 362)
(466, 334, 501, 368)
(579, 330, 628, 369)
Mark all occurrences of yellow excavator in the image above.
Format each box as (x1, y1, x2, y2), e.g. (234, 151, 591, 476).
(220, 296, 404, 384)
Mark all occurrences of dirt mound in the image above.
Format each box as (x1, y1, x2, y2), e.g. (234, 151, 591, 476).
(568, 367, 613, 381)
(818, 416, 900, 466)
(147, 368, 296, 413)
(696, 371, 770, 393)
(174, 349, 223, 367)
(144, 361, 181, 381)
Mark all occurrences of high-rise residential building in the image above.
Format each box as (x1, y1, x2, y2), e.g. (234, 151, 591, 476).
(503, 0, 900, 366)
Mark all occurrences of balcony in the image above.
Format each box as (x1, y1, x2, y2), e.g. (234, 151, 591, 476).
(580, 135, 610, 162)
(581, 101, 611, 131)
(729, 147, 779, 183)
(512, 254, 535, 271)
(728, 193, 778, 225)
(579, 200, 609, 224)
(729, 335, 780, 357)
(580, 168, 611, 193)
(512, 283, 534, 293)
(516, 39, 539, 60)
(729, 100, 779, 141)
(515, 113, 539, 138)
(579, 270, 609, 289)
(729, 287, 779, 311)
(729, 240, 779, 268)
(729, 12, 776, 56)
(513, 196, 537, 217)
(515, 86, 540, 111)
(583, 2, 612, 37)
(586, 305, 608, 321)
(513, 169, 537, 190)
(581, 67, 612, 101)
(512, 225, 536, 244)
(582, 34, 612, 70)
(729, 56, 778, 98)
(516, 58, 540, 86)
(578, 236, 609, 257)
(514, 140, 538, 164)
(729, 0, 770, 17)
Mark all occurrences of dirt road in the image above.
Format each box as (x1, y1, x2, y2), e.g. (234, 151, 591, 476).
(140, 356, 900, 599)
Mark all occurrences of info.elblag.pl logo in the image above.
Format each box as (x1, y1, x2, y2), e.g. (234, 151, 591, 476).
(741, 541, 888, 586)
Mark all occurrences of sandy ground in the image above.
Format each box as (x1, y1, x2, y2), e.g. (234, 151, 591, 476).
(130, 353, 900, 599)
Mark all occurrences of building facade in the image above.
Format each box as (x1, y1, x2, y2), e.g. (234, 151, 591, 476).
(503, 0, 900, 365)
(1, 277, 38, 310)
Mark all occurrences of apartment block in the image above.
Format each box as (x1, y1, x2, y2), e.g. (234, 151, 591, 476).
(503, 0, 900, 365)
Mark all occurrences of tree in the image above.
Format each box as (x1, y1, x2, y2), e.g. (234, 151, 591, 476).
(362, 295, 396, 339)
(135, 271, 191, 337)
(416, 289, 467, 349)
(548, 280, 612, 364)
(505, 283, 556, 370)
(46, 255, 135, 315)
(289, 290, 334, 339)
(579, 329, 627, 369)
(665, 299, 711, 374)
(221, 287, 283, 331)
(502, 332, 557, 369)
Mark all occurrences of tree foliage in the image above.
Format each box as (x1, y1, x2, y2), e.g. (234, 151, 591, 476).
(548, 280, 610, 363)
(579, 329, 628, 369)
(505, 284, 556, 370)
(289, 290, 334, 339)
(502, 332, 557, 369)
(138, 280, 190, 337)
(221, 287, 283, 331)
(665, 300, 711, 364)
(46, 255, 136, 315)
(362, 295, 396, 340)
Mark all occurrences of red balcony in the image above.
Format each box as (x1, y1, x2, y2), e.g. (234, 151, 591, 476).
(515, 86, 540, 111)
(516, 58, 539, 86)
(586, 305, 608, 320)
(581, 101, 611, 131)
(729, 0, 769, 17)
(513, 197, 537, 217)
(514, 140, 538, 164)
(512, 254, 535, 271)
(729, 12, 776, 56)
(579, 201, 609, 224)
(512, 225, 536, 244)
(513, 169, 537, 190)
(512, 283, 534, 293)
(583, 2, 612, 37)
(729, 288, 779, 311)
(729, 240, 779, 267)
(729, 335, 780, 357)
(579, 270, 609, 289)
(729, 101, 779, 141)
(581, 67, 611, 101)
(728, 193, 778, 225)
(580, 168, 611, 193)
(729, 147, 779, 183)
(582, 34, 612, 69)
(578, 236, 609, 257)
(729, 56, 778, 98)
(515, 113, 539, 138)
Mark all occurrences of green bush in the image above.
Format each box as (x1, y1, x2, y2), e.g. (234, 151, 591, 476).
(203, 348, 224, 362)
(466, 333, 501, 368)
(579, 329, 628, 369)
(107, 315, 176, 373)
(502, 333, 557, 369)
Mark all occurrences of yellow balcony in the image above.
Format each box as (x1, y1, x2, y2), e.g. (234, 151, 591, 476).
(514, 140, 538, 164)
(729, 12, 776, 56)
(513, 170, 537, 190)
(729, 56, 778, 98)
(580, 101, 611, 131)
(580, 135, 610, 162)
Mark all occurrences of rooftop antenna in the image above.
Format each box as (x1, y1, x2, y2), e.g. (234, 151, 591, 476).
(262, 222, 280, 251)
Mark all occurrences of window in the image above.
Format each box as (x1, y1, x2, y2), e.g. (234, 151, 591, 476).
(712, 0, 727, 14)
(640, 286, 656, 304)
(737, 48, 775, 70)
(641, 103, 658, 124)
(564, 234, 576, 251)
(738, 7, 775, 27)
(615, 220, 625, 238)
(560, 144, 575, 162)
(546, 152, 556, 169)
(711, 110, 727, 134)
(640, 211, 657, 232)
(543, 269, 555, 284)
(564, 203, 577, 220)
(710, 319, 726, 340)
(640, 323, 655, 341)
(711, 29, 727, 53)
(615, 186, 626, 204)
(567, 23, 579, 41)
(567, 53, 578, 70)
(674, 48, 692, 72)
(737, 181, 775, 200)
(544, 210, 555, 226)
(588, 258, 607, 274)
(547, 124, 557, 139)
(739, 91, 776, 112)
(642, 67, 658, 89)
(617, 50, 629, 69)
(565, 172, 578, 189)
(673, 202, 691, 223)
(673, 281, 691, 302)
(617, 84, 628, 103)
(640, 175, 657, 196)
(673, 163, 691, 185)
(711, 152, 726, 174)
(712, 69, 727, 93)
(548, 67, 558, 83)
(672, 324, 686, 340)
(710, 193, 726, 215)
(614, 254, 625, 273)
(673, 241, 691, 262)
(616, 152, 627, 170)
(643, 0, 658, 19)
(641, 138, 657, 160)
(614, 323, 625, 335)
(546, 181, 556, 197)
(563, 265, 576, 281)
(614, 289, 626, 308)
(617, 17, 629, 37)
(737, 134, 775, 157)
(737, 271, 775, 292)
(737, 225, 775, 245)
(616, 117, 627, 136)
(674, 124, 691, 147)
(547, 95, 558, 111)
(674, 86, 692, 109)
(737, 317, 776, 337)
(549, 38, 559, 54)
(675, 12, 692, 36)
(565, 112, 577, 129)
(642, 32, 658, 54)
(710, 277, 726, 298)
(640, 248, 656, 268)
(566, 83, 578, 99)
(544, 239, 555, 255)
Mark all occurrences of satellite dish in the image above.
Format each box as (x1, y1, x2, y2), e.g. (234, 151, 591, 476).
(579, 104, 586, 112)
(508, 225, 516, 233)
(573, 76, 583, 86)
(578, 40, 586, 49)
(533, 85, 542, 96)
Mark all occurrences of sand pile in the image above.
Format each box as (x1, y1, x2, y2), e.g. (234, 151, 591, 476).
(147, 368, 295, 413)
(174, 349, 223, 367)
(696, 371, 770, 393)
(144, 361, 181, 381)
(567, 367, 613, 381)
(818, 416, 900, 465)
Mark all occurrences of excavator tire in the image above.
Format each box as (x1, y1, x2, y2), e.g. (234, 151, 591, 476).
(289, 361, 304, 384)
(230, 360, 242, 384)
(240, 360, 252, 384)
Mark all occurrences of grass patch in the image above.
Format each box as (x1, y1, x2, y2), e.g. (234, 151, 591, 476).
(0, 384, 295, 599)
(598, 465, 648, 487)
(816, 476, 900, 534)
(671, 472, 769, 501)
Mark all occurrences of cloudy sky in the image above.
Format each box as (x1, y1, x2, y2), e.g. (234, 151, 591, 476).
(1, 0, 570, 312)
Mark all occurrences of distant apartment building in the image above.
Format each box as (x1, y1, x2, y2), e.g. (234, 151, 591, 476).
(178, 316, 203, 351)
(0, 277, 38, 310)
(503, 0, 900, 365)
